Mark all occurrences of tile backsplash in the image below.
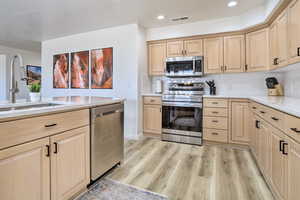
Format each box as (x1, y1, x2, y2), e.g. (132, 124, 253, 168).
(149, 66, 300, 98)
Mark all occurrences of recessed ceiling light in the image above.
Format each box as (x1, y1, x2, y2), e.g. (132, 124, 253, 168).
(157, 15, 165, 20)
(228, 1, 238, 7)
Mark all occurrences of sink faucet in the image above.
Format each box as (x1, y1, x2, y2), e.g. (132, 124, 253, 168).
(9, 54, 24, 103)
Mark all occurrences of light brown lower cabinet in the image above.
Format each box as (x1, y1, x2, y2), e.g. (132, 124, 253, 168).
(143, 104, 162, 135)
(0, 126, 90, 200)
(230, 101, 250, 143)
(0, 138, 50, 200)
(288, 139, 300, 200)
(51, 126, 90, 200)
(257, 119, 271, 177)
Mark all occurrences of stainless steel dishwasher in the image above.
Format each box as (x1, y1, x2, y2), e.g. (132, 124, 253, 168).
(90, 103, 124, 182)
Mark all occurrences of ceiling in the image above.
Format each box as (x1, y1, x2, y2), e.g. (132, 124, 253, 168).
(0, 0, 267, 51)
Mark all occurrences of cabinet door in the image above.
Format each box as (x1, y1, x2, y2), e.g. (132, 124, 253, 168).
(288, 0, 300, 64)
(204, 37, 224, 74)
(167, 40, 184, 57)
(246, 28, 269, 72)
(0, 138, 50, 200)
(288, 139, 300, 200)
(143, 104, 162, 135)
(250, 113, 259, 157)
(270, 128, 288, 200)
(277, 10, 289, 67)
(231, 101, 250, 143)
(184, 39, 203, 56)
(269, 22, 279, 69)
(257, 120, 271, 177)
(224, 35, 245, 73)
(50, 126, 90, 200)
(148, 43, 166, 76)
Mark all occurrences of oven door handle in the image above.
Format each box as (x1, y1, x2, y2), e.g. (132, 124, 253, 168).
(162, 102, 203, 108)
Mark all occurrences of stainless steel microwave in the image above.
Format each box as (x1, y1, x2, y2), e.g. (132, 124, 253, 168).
(165, 56, 203, 77)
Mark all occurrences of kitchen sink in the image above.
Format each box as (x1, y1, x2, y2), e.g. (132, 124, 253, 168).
(0, 103, 62, 112)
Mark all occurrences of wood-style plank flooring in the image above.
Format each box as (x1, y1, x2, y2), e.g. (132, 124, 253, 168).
(108, 138, 274, 200)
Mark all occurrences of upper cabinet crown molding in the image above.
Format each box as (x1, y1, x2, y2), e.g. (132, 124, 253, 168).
(246, 28, 270, 72)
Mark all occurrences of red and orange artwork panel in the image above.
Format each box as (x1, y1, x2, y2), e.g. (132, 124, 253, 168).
(71, 51, 89, 89)
(53, 53, 69, 88)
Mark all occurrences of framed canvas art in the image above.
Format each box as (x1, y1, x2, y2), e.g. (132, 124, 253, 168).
(71, 51, 89, 89)
(53, 53, 69, 88)
(91, 47, 113, 89)
(26, 65, 41, 85)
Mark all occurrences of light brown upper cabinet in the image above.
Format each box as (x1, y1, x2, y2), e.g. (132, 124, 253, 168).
(288, 0, 300, 64)
(204, 37, 224, 74)
(230, 101, 250, 144)
(167, 39, 203, 57)
(224, 35, 245, 73)
(148, 42, 166, 76)
(270, 10, 289, 70)
(246, 28, 270, 72)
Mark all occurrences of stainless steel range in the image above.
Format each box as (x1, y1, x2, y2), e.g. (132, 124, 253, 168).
(162, 78, 204, 145)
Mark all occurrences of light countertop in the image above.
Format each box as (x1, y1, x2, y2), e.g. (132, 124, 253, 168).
(204, 95, 300, 118)
(0, 96, 125, 122)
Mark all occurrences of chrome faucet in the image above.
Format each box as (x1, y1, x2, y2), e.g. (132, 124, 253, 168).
(9, 54, 24, 103)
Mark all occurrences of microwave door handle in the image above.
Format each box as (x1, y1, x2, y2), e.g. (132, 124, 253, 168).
(193, 58, 195, 73)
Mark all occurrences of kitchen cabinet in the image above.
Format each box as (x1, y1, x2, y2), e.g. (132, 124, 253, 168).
(0, 138, 50, 200)
(204, 37, 224, 74)
(203, 98, 229, 143)
(51, 126, 90, 200)
(230, 101, 250, 143)
(288, 0, 300, 64)
(167, 39, 203, 57)
(270, 127, 288, 200)
(270, 10, 288, 69)
(223, 35, 245, 73)
(246, 28, 270, 72)
(143, 96, 162, 136)
(148, 42, 166, 76)
(184, 39, 203, 56)
(257, 119, 271, 177)
(288, 139, 300, 200)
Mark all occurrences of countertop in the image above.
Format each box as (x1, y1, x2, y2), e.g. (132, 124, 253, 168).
(204, 95, 300, 118)
(0, 96, 125, 122)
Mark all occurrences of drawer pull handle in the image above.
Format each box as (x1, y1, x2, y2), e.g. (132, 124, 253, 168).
(298, 47, 300, 56)
(279, 140, 284, 152)
(212, 111, 219, 114)
(255, 120, 260, 129)
(212, 132, 219, 135)
(212, 102, 218, 104)
(271, 117, 279, 121)
(45, 123, 57, 128)
(291, 128, 300, 133)
(54, 142, 58, 154)
(150, 99, 155, 102)
(260, 111, 266, 114)
(212, 120, 219, 123)
(252, 107, 257, 109)
(282, 143, 288, 155)
(46, 145, 50, 157)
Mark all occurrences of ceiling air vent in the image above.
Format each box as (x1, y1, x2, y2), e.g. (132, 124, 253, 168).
(171, 16, 189, 22)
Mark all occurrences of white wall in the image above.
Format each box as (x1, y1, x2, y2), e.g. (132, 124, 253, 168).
(41, 24, 146, 139)
(0, 45, 41, 101)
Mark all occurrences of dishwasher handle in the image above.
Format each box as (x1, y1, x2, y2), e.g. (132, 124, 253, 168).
(95, 109, 123, 118)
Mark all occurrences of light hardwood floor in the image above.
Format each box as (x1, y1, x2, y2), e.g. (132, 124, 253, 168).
(108, 138, 274, 200)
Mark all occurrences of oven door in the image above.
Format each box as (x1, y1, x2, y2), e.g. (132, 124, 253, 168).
(162, 102, 202, 137)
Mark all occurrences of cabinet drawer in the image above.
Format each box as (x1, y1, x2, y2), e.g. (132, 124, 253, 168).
(256, 104, 269, 118)
(0, 109, 89, 150)
(203, 116, 228, 130)
(204, 129, 228, 143)
(284, 114, 300, 143)
(204, 98, 228, 108)
(144, 96, 162, 105)
(250, 102, 260, 114)
(204, 107, 228, 117)
(267, 108, 285, 131)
